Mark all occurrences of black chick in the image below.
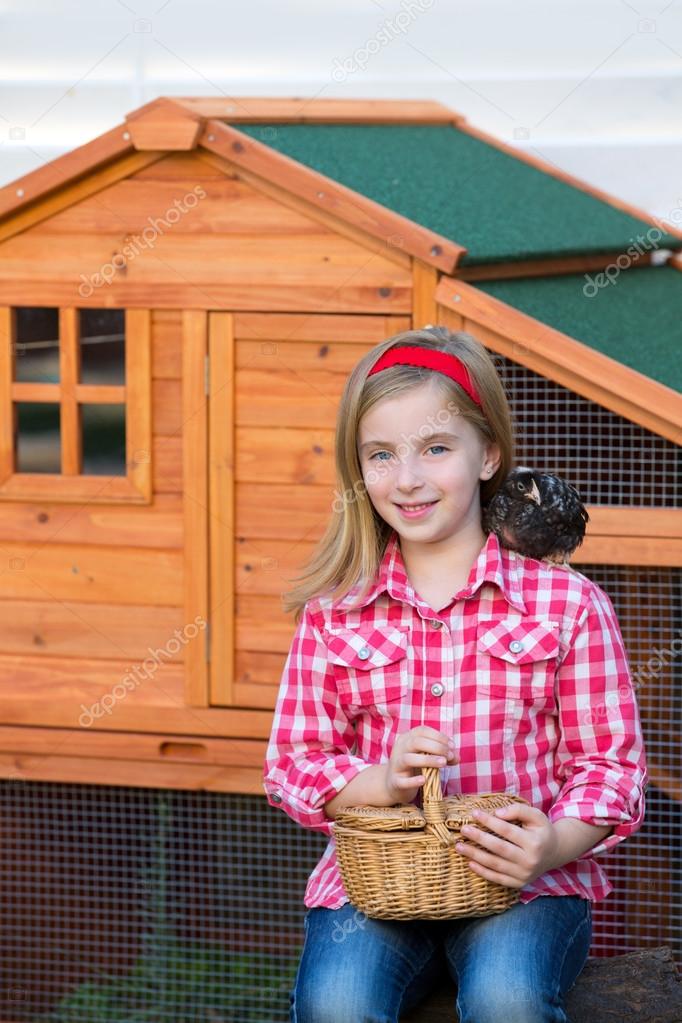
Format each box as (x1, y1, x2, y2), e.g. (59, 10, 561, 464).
(483, 467, 589, 565)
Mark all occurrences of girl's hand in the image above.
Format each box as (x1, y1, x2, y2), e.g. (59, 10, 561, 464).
(386, 725, 458, 804)
(455, 802, 560, 888)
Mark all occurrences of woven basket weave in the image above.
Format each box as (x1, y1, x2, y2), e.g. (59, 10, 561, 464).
(333, 767, 529, 920)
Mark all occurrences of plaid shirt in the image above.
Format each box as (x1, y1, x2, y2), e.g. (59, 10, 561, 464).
(263, 530, 647, 908)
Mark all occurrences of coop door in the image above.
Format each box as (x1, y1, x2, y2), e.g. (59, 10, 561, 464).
(206, 310, 411, 707)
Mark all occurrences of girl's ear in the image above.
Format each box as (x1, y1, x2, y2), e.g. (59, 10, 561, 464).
(481, 442, 502, 478)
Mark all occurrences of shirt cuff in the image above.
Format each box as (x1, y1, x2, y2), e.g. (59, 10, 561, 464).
(263, 757, 375, 837)
(549, 779, 646, 858)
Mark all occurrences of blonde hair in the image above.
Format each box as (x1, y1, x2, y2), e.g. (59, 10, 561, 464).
(281, 327, 515, 623)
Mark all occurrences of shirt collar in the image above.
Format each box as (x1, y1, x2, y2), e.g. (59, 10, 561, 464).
(336, 530, 527, 615)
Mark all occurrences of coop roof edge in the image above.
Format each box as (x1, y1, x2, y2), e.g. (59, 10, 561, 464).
(2, 95, 680, 265)
(436, 275, 682, 442)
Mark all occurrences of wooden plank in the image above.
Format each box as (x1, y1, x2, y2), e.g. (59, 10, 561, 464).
(457, 250, 663, 282)
(435, 279, 682, 444)
(0, 279, 412, 314)
(0, 724, 264, 767)
(0, 149, 165, 243)
(125, 308, 152, 501)
(0, 753, 264, 793)
(0, 230, 411, 288)
(412, 260, 438, 326)
(236, 482, 359, 539)
(237, 426, 335, 485)
(234, 538, 317, 598)
(199, 119, 465, 272)
(59, 307, 80, 475)
(0, 493, 183, 547)
(208, 312, 235, 706)
(0, 471, 146, 503)
(233, 311, 411, 341)
(153, 378, 183, 435)
(585, 507, 682, 538)
(0, 601, 185, 659)
(153, 434, 182, 492)
(0, 306, 13, 484)
(197, 148, 412, 273)
(235, 365, 345, 429)
(152, 309, 182, 378)
(0, 122, 134, 220)
(237, 592, 301, 656)
(182, 310, 209, 706)
(0, 540, 183, 603)
(133, 152, 227, 180)
(0, 654, 273, 736)
(38, 176, 332, 236)
(574, 535, 682, 566)
(172, 96, 459, 124)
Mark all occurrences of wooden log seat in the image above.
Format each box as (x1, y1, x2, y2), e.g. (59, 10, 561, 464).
(400, 947, 682, 1023)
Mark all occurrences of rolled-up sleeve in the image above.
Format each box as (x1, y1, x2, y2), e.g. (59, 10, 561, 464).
(262, 602, 373, 836)
(548, 582, 648, 859)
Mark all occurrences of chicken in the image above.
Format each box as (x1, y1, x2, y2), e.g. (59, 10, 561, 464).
(483, 467, 589, 565)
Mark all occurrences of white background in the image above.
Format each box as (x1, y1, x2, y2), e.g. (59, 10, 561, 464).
(0, 0, 681, 221)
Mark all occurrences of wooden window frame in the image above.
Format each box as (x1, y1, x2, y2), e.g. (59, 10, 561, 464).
(0, 306, 151, 504)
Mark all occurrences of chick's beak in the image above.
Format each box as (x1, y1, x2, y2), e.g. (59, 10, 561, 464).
(526, 479, 542, 505)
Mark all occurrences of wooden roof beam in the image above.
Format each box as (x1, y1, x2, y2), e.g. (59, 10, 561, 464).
(171, 96, 462, 124)
(198, 118, 465, 273)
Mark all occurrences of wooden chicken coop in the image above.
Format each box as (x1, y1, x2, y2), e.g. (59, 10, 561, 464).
(0, 96, 680, 1022)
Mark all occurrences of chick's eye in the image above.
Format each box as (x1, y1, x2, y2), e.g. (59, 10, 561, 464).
(516, 482, 525, 491)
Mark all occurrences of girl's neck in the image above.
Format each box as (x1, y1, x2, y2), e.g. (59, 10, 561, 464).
(398, 523, 488, 593)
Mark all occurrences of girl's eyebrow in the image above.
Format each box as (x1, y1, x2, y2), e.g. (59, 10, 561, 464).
(359, 430, 458, 451)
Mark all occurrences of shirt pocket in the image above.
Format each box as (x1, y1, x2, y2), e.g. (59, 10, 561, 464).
(322, 624, 410, 714)
(476, 617, 561, 709)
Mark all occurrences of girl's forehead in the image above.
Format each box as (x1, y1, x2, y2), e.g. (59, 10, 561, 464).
(358, 381, 454, 434)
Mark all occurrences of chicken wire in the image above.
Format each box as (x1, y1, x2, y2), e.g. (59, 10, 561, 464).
(489, 352, 681, 506)
(0, 565, 679, 1022)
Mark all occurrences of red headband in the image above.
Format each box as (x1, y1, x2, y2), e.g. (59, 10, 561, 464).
(367, 345, 483, 408)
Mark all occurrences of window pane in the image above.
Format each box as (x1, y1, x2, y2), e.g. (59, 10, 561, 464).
(79, 309, 125, 385)
(14, 402, 61, 473)
(14, 307, 60, 383)
(81, 403, 126, 476)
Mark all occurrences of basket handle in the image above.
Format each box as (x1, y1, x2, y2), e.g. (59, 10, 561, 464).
(422, 766, 454, 847)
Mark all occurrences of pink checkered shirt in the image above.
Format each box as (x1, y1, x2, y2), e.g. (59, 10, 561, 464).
(263, 529, 647, 908)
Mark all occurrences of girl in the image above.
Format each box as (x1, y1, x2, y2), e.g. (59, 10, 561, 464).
(263, 327, 647, 1023)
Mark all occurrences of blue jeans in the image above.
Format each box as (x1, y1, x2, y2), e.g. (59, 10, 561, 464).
(289, 895, 592, 1023)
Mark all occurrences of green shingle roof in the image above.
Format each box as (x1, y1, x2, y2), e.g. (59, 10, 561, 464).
(236, 124, 681, 266)
(475, 266, 682, 394)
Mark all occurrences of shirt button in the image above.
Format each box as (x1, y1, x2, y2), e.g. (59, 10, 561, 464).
(358, 646, 371, 660)
(509, 639, 524, 653)
(430, 683, 445, 697)
(270, 792, 282, 803)
(430, 619, 443, 629)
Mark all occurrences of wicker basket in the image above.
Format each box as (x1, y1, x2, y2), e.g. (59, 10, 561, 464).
(333, 767, 529, 920)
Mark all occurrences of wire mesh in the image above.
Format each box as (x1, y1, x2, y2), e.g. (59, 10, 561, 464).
(0, 783, 327, 1023)
(490, 352, 681, 506)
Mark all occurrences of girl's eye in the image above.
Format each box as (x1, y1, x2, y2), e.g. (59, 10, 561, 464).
(368, 445, 448, 462)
